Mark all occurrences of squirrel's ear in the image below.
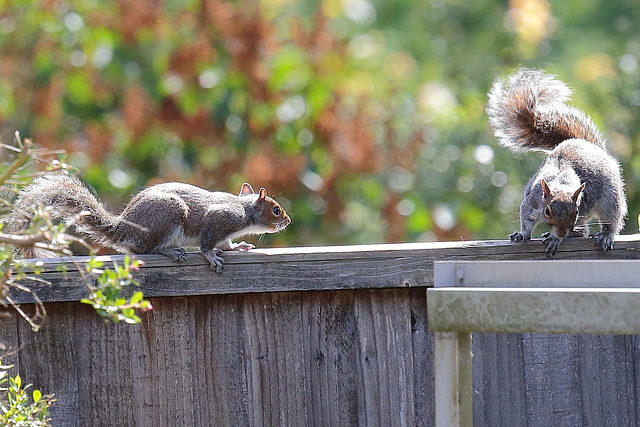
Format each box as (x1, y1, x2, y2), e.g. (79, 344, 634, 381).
(258, 188, 267, 202)
(541, 179, 552, 198)
(240, 183, 254, 196)
(573, 182, 587, 203)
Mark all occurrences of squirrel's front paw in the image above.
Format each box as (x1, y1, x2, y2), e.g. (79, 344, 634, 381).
(542, 234, 561, 258)
(204, 249, 225, 273)
(509, 231, 528, 242)
(230, 241, 255, 251)
(590, 232, 614, 251)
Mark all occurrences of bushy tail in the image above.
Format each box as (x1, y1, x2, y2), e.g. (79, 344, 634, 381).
(8, 173, 121, 257)
(486, 68, 605, 152)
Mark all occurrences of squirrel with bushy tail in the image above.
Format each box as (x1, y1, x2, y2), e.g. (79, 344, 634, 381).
(8, 174, 291, 272)
(486, 68, 626, 257)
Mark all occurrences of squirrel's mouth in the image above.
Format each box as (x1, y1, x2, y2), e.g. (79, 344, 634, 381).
(273, 217, 291, 233)
(551, 225, 570, 238)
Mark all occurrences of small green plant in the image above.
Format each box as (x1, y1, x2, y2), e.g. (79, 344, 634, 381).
(1, 134, 152, 328)
(0, 360, 54, 426)
(80, 255, 152, 324)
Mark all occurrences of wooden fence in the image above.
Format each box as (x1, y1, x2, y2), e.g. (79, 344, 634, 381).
(2, 235, 640, 426)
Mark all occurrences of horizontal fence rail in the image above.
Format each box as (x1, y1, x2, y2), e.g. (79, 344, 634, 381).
(9, 234, 640, 304)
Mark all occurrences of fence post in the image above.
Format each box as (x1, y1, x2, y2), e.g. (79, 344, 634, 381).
(434, 331, 472, 427)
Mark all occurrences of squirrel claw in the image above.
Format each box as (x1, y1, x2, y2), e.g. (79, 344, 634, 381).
(590, 232, 614, 251)
(542, 234, 561, 258)
(509, 231, 528, 242)
(161, 247, 188, 263)
(204, 249, 225, 273)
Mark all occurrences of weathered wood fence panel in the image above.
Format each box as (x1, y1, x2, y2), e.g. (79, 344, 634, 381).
(472, 332, 640, 427)
(2, 235, 640, 426)
(2, 288, 432, 426)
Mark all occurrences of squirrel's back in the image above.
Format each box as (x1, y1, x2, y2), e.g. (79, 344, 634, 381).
(486, 68, 605, 152)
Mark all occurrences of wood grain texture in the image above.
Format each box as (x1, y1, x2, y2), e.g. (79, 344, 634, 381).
(472, 333, 527, 426)
(16, 303, 81, 425)
(2, 288, 432, 426)
(576, 334, 637, 426)
(409, 288, 434, 427)
(0, 311, 19, 369)
(3, 239, 640, 426)
(9, 234, 640, 304)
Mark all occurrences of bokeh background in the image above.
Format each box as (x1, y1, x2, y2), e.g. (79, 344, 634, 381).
(1, 0, 639, 248)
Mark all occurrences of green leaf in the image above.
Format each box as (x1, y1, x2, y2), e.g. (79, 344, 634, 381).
(130, 291, 144, 304)
(13, 375, 21, 389)
(32, 389, 41, 403)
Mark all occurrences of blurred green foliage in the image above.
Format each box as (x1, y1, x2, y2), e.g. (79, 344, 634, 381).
(1, 0, 639, 247)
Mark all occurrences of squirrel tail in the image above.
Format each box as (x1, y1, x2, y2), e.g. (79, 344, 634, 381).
(9, 173, 122, 257)
(486, 68, 605, 152)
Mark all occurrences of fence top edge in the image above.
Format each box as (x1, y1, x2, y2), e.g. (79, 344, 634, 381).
(13, 233, 640, 272)
(6, 234, 640, 304)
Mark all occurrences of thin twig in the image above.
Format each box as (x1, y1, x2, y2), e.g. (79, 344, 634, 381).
(0, 231, 50, 247)
(0, 133, 31, 186)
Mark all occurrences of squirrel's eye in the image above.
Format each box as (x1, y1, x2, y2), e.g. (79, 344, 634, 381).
(544, 207, 551, 217)
(272, 206, 281, 216)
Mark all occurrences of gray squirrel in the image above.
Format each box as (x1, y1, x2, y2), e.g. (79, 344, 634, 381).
(9, 173, 291, 272)
(486, 68, 627, 257)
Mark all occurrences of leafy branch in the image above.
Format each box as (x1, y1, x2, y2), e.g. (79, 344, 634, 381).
(79, 255, 151, 324)
(0, 135, 152, 328)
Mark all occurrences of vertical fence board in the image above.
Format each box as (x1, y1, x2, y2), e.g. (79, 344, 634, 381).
(410, 288, 434, 427)
(143, 297, 196, 425)
(634, 336, 640, 425)
(16, 303, 80, 427)
(0, 312, 19, 368)
(356, 289, 416, 427)
(472, 333, 527, 427)
(76, 303, 139, 427)
(302, 290, 360, 426)
(521, 334, 583, 427)
(243, 292, 308, 426)
(578, 335, 637, 427)
(192, 294, 251, 426)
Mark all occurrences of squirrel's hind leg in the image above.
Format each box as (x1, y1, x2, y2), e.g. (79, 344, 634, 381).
(156, 247, 188, 262)
(202, 249, 224, 273)
(120, 192, 190, 256)
(590, 225, 614, 251)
